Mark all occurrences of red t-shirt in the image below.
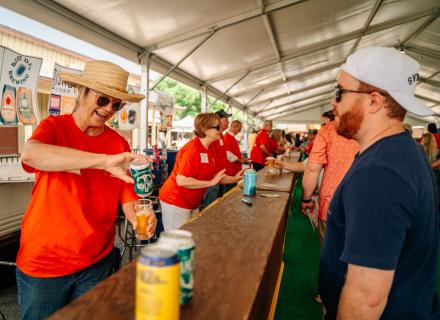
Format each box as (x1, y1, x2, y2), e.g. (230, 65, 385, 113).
(269, 137, 279, 155)
(223, 131, 242, 176)
(306, 141, 314, 154)
(159, 137, 218, 209)
(17, 115, 138, 277)
(433, 133, 440, 149)
(250, 129, 270, 165)
(210, 132, 228, 171)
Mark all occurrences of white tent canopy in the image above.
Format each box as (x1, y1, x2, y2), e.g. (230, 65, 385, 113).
(2, 0, 439, 125)
(170, 116, 195, 133)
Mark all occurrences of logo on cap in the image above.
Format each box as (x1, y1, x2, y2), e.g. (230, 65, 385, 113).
(408, 73, 419, 86)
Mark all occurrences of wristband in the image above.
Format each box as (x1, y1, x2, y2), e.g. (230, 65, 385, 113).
(301, 198, 312, 203)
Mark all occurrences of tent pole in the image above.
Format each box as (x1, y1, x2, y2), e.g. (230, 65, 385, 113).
(140, 53, 151, 153)
(201, 85, 208, 113)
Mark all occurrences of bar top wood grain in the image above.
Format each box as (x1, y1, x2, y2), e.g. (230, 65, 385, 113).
(49, 177, 296, 320)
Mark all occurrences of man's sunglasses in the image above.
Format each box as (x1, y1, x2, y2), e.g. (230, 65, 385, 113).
(91, 90, 126, 111)
(334, 85, 387, 103)
(209, 125, 221, 131)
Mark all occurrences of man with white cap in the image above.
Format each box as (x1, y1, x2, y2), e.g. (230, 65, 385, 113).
(319, 47, 440, 319)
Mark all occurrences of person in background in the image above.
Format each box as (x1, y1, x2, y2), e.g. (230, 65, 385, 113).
(199, 110, 231, 211)
(250, 120, 273, 171)
(320, 47, 439, 319)
(304, 129, 319, 156)
(17, 60, 157, 320)
(223, 120, 248, 193)
(301, 109, 359, 305)
(294, 133, 303, 148)
(321, 110, 335, 126)
(403, 123, 426, 155)
(284, 132, 294, 147)
(421, 123, 440, 164)
(159, 113, 243, 231)
(248, 126, 258, 154)
(269, 129, 287, 156)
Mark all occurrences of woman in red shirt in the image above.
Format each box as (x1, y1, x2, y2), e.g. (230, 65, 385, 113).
(269, 129, 287, 156)
(17, 60, 157, 319)
(159, 113, 243, 231)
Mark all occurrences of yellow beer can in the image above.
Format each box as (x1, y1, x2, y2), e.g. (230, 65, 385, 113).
(136, 244, 180, 320)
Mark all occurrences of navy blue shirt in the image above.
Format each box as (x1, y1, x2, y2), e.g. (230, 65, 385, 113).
(320, 132, 440, 320)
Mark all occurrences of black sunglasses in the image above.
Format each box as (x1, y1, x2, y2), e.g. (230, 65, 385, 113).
(209, 125, 221, 131)
(334, 85, 388, 103)
(91, 90, 126, 111)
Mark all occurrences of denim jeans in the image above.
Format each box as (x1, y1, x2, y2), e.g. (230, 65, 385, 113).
(16, 249, 115, 320)
(199, 184, 220, 211)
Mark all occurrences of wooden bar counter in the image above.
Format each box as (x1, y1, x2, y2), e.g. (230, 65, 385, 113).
(50, 173, 298, 320)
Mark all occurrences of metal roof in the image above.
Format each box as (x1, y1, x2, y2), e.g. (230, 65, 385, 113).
(2, 0, 439, 124)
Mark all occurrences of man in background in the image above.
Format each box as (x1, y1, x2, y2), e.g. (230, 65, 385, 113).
(223, 120, 248, 193)
(250, 120, 273, 171)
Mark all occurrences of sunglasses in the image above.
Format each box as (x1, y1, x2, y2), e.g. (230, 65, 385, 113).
(209, 124, 221, 131)
(334, 85, 388, 103)
(91, 90, 126, 111)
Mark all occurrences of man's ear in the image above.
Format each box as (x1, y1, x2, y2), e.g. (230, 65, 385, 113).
(367, 92, 386, 114)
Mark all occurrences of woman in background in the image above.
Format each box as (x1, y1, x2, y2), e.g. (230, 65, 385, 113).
(159, 113, 243, 231)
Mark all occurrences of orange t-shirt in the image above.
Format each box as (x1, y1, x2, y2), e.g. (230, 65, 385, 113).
(308, 121, 359, 221)
(250, 129, 270, 165)
(17, 115, 138, 277)
(223, 131, 242, 176)
(159, 137, 218, 209)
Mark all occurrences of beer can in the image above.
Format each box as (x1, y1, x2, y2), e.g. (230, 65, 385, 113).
(136, 245, 180, 320)
(243, 168, 257, 197)
(159, 230, 195, 305)
(130, 159, 154, 197)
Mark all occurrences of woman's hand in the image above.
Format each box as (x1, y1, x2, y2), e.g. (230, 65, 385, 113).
(103, 153, 153, 184)
(209, 169, 226, 187)
(233, 169, 244, 182)
(147, 212, 158, 238)
(122, 200, 157, 239)
(274, 158, 284, 168)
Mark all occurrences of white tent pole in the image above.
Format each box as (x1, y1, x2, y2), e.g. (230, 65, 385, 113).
(140, 53, 151, 153)
(201, 85, 208, 113)
(244, 112, 249, 155)
(152, 106, 157, 146)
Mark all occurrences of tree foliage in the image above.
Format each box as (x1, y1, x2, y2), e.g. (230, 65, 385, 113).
(154, 77, 260, 129)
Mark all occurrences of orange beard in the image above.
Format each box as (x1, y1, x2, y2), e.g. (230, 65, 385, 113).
(335, 104, 364, 139)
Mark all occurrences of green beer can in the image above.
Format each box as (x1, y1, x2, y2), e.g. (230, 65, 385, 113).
(159, 230, 195, 305)
(130, 159, 153, 197)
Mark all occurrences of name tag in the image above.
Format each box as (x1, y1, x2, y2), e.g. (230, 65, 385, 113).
(219, 139, 224, 146)
(200, 153, 209, 163)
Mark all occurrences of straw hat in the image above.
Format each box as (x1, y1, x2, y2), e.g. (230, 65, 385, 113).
(58, 60, 144, 102)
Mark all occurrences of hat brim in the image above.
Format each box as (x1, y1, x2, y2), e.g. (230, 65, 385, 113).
(59, 72, 145, 103)
(388, 91, 433, 117)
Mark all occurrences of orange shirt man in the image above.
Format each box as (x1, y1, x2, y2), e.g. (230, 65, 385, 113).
(302, 120, 359, 241)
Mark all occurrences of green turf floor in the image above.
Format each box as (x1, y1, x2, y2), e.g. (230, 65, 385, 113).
(275, 175, 322, 320)
(275, 175, 440, 320)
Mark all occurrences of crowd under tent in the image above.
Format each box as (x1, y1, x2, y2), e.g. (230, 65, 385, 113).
(2, 0, 439, 150)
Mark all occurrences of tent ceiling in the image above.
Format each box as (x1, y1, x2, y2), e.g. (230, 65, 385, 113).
(1, 0, 439, 123)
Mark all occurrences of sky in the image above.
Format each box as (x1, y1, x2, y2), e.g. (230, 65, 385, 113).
(0, 5, 159, 78)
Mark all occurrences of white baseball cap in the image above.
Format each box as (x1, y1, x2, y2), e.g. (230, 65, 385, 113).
(341, 47, 432, 116)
